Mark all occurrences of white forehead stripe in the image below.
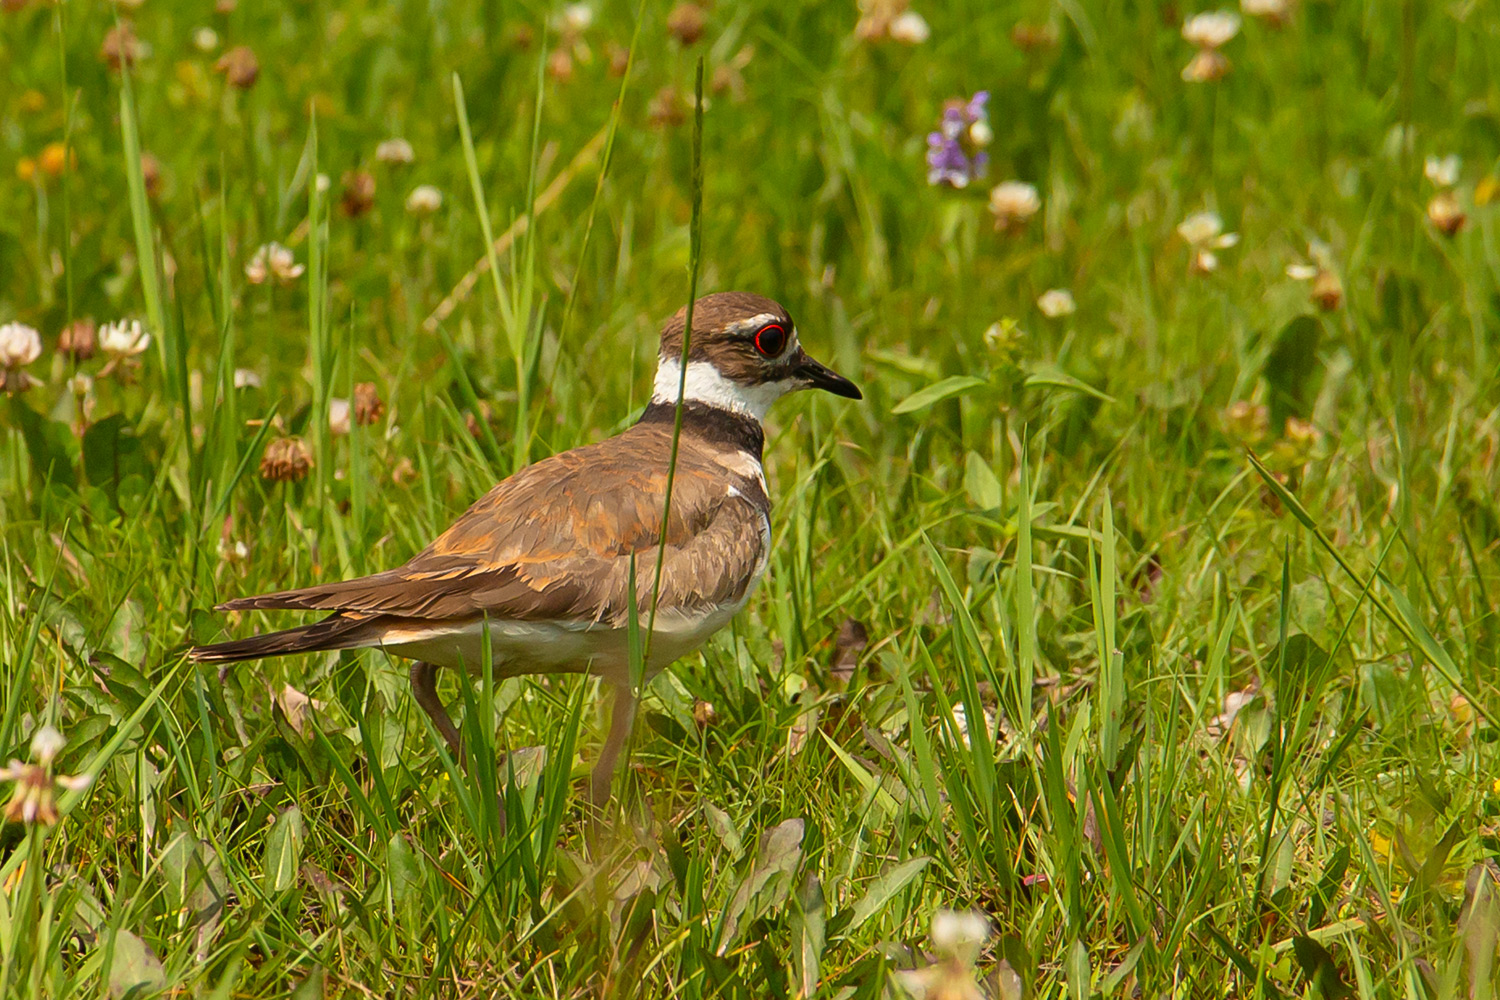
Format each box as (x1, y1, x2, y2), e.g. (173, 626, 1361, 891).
(652, 357, 797, 422)
(727, 312, 782, 333)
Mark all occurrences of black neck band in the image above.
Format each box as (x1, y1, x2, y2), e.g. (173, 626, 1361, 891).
(638, 400, 765, 459)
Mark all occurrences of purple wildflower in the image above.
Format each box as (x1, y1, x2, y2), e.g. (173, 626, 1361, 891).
(926, 91, 992, 189)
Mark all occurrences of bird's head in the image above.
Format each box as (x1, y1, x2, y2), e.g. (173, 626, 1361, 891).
(652, 292, 861, 422)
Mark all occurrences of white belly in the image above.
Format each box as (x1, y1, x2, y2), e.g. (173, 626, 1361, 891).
(377, 600, 746, 685)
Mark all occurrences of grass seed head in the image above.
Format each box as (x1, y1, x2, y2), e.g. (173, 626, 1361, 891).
(1182, 47, 1231, 82)
(215, 45, 260, 88)
(1310, 268, 1343, 311)
(340, 170, 376, 217)
(260, 437, 313, 483)
(667, 2, 707, 45)
(353, 381, 385, 425)
(1010, 22, 1059, 50)
(1427, 190, 1466, 236)
(648, 87, 687, 127)
(58, 318, 97, 360)
(101, 23, 144, 70)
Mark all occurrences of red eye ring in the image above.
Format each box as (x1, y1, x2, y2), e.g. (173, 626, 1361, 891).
(753, 323, 788, 358)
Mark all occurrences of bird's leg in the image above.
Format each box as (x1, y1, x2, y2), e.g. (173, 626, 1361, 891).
(590, 681, 636, 807)
(410, 661, 465, 765)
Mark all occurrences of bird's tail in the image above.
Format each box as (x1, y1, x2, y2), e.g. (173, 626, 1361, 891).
(189, 613, 380, 664)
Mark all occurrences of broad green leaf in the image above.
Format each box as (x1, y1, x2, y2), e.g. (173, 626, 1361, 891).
(1023, 365, 1115, 403)
(263, 806, 305, 893)
(160, 834, 228, 926)
(719, 818, 804, 950)
(846, 855, 929, 933)
(386, 832, 423, 908)
(792, 874, 826, 999)
(703, 802, 744, 858)
(108, 929, 166, 999)
(1065, 940, 1091, 1000)
(1461, 863, 1500, 1000)
(891, 375, 988, 414)
(290, 967, 325, 1000)
(964, 451, 1002, 510)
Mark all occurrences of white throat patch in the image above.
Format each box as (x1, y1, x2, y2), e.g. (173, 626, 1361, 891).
(652, 357, 796, 422)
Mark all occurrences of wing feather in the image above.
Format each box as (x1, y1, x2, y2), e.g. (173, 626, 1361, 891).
(212, 426, 769, 627)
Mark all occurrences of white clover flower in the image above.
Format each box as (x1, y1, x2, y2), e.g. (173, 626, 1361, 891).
(1424, 154, 1460, 188)
(30, 725, 65, 766)
(99, 319, 151, 358)
(315, 173, 331, 194)
(1176, 211, 1238, 248)
(375, 138, 415, 165)
(1037, 288, 1077, 318)
(0, 724, 92, 828)
(1286, 239, 1336, 285)
(217, 536, 250, 563)
(560, 2, 594, 33)
(989, 181, 1041, 230)
(888, 10, 931, 44)
(67, 372, 94, 396)
(329, 397, 351, 436)
(0, 322, 43, 369)
(245, 243, 304, 286)
(931, 909, 990, 965)
(1241, 0, 1292, 20)
(1177, 212, 1238, 273)
(192, 26, 219, 52)
(406, 184, 443, 215)
(894, 908, 991, 1000)
(1182, 10, 1241, 48)
(232, 368, 262, 389)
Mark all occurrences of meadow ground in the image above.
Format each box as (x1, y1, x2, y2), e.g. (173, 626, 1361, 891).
(2, 0, 1499, 996)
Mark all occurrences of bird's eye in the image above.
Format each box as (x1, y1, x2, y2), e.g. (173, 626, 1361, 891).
(753, 323, 788, 358)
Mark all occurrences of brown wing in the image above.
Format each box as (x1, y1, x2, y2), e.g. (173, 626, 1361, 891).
(218, 426, 769, 626)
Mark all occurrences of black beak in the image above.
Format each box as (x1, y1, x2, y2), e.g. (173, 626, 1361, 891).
(794, 352, 862, 400)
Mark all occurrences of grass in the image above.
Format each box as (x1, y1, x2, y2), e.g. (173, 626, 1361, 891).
(2, 0, 1500, 996)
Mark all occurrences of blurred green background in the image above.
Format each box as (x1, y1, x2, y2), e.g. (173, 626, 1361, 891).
(2, 0, 1499, 996)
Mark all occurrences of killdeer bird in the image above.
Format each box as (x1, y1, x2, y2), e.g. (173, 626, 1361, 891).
(191, 292, 860, 804)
